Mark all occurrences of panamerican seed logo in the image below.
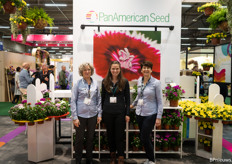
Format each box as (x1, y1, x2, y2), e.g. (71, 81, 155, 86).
(86, 11, 98, 23)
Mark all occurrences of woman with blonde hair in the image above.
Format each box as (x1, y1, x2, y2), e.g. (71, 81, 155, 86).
(71, 63, 102, 164)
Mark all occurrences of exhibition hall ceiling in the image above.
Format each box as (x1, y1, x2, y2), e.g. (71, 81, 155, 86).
(0, 0, 230, 55)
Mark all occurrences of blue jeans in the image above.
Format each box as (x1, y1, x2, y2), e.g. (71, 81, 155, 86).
(136, 114, 157, 162)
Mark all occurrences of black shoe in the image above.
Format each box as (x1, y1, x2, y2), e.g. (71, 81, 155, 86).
(86, 159, 93, 164)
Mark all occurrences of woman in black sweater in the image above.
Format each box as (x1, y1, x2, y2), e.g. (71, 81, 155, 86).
(101, 61, 130, 164)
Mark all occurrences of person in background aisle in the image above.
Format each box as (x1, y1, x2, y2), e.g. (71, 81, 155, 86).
(59, 65, 68, 89)
(48, 65, 55, 75)
(19, 63, 35, 100)
(12, 67, 21, 104)
(208, 74, 213, 86)
(68, 66, 73, 90)
(130, 61, 163, 164)
(39, 64, 51, 89)
(101, 61, 130, 164)
(32, 67, 41, 85)
(71, 63, 102, 164)
(203, 72, 209, 94)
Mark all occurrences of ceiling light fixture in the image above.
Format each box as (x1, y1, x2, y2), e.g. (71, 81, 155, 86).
(196, 44, 206, 46)
(2, 36, 11, 38)
(45, 27, 59, 29)
(182, 5, 192, 8)
(0, 26, 10, 28)
(64, 48, 72, 49)
(181, 38, 190, 40)
(181, 28, 188, 30)
(198, 28, 212, 30)
(196, 38, 207, 40)
(181, 44, 191, 46)
(45, 4, 67, 7)
(52, 47, 59, 49)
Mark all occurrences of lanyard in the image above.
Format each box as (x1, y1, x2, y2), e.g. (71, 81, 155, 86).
(111, 84, 118, 97)
(140, 78, 150, 98)
(87, 84, 91, 98)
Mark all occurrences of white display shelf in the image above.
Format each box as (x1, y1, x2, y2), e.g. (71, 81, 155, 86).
(197, 132, 212, 138)
(195, 120, 223, 159)
(72, 106, 183, 159)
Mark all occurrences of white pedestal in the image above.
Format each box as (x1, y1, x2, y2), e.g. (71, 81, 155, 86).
(28, 119, 54, 162)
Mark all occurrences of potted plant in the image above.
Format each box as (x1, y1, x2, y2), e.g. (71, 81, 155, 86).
(26, 7, 54, 30)
(201, 63, 215, 71)
(206, 32, 227, 45)
(0, 0, 26, 14)
(131, 136, 141, 151)
(162, 115, 171, 130)
(10, 15, 35, 30)
(161, 138, 169, 151)
(197, 2, 221, 16)
(203, 137, 212, 152)
(171, 110, 183, 130)
(198, 121, 215, 135)
(155, 138, 162, 151)
(163, 84, 185, 107)
(206, 8, 228, 31)
(133, 120, 139, 129)
(192, 71, 201, 77)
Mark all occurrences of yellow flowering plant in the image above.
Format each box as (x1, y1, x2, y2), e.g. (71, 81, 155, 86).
(10, 15, 35, 26)
(197, 2, 221, 12)
(198, 121, 215, 130)
(0, 0, 26, 11)
(179, 100, 232, 121)
(199, 96, 208, 103)
(201, 63, 215, 67)
(192, 71, 201, 76)
(206, 33, 227, 43)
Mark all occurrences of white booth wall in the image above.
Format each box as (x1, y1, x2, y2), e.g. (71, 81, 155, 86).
(73, 0, 181, 88)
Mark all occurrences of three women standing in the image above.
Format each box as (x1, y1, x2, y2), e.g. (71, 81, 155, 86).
(101, 61, 130, 164)
(131, 61, 163, 164)
(71, 63, 102, 164)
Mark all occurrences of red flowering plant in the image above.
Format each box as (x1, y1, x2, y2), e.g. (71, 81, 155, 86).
(163, 83, 185, 101)
(94, 31, 161, 81)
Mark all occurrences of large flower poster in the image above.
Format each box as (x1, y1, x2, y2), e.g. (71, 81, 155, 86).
(214, 43, 231, 83)
(94, 31, 161, 81)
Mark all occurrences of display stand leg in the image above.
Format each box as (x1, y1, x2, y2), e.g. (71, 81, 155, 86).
(55, 119, 71, 144)
(28, 120, 54, 162)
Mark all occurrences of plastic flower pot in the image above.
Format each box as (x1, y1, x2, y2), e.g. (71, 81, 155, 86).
(162, 146, 169, 152)
(155, 146, 160, 151)
(185, 114, 192, 119)
(173, 146, 179, 151)
(46, 118, 52, 121)
(34, 19, 48, 29)
(204, 145, 211, 152)
(204, 7, 214, 16)
(17, 22, 28, 30)
(203, 66, 210, 71)
(218, 21, 228, 32)
(212, 119, 218, 123)
(173, 125, 179, 130)
(3, 1, 16, 14)
(37, 120, 44, 124)
(164, 124, 170, 130)
(211, 38, 220, 45)
(169, 100, 178, 107)
(132, 146, 139, 151)
(28, 122, 35, 126)
(205, 129, 212, 135)
(194, 116, 201, 120)
(222, 120, 229, 124)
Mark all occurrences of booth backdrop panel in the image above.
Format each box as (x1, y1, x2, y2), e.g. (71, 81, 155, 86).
(94, 31, 161, 81)
(214, 44, 231, 83)
(73, 0, 181, 88)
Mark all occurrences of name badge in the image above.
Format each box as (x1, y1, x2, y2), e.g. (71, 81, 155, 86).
(84, 97, 91, 105)
(110, 97, 117, 103)
(138, 99, 143, 106)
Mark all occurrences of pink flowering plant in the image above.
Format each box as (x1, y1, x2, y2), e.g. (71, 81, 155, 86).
(163, 84, 185, 101)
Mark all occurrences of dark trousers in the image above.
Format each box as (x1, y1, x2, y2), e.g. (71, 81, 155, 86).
(103, 112, 125, 156)
(75, 115, 97, 163)
(12, 95, 20, 104)
(136, 114, 157, 162)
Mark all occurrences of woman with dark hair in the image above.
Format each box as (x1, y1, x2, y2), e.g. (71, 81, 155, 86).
(12, 67, 21, 104)
(101, 61, 130, 164)
(130, 61, 163, 164)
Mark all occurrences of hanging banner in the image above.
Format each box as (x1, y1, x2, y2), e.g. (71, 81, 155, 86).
(214, 43, 231, 83)
(94, 31, 161, 81)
